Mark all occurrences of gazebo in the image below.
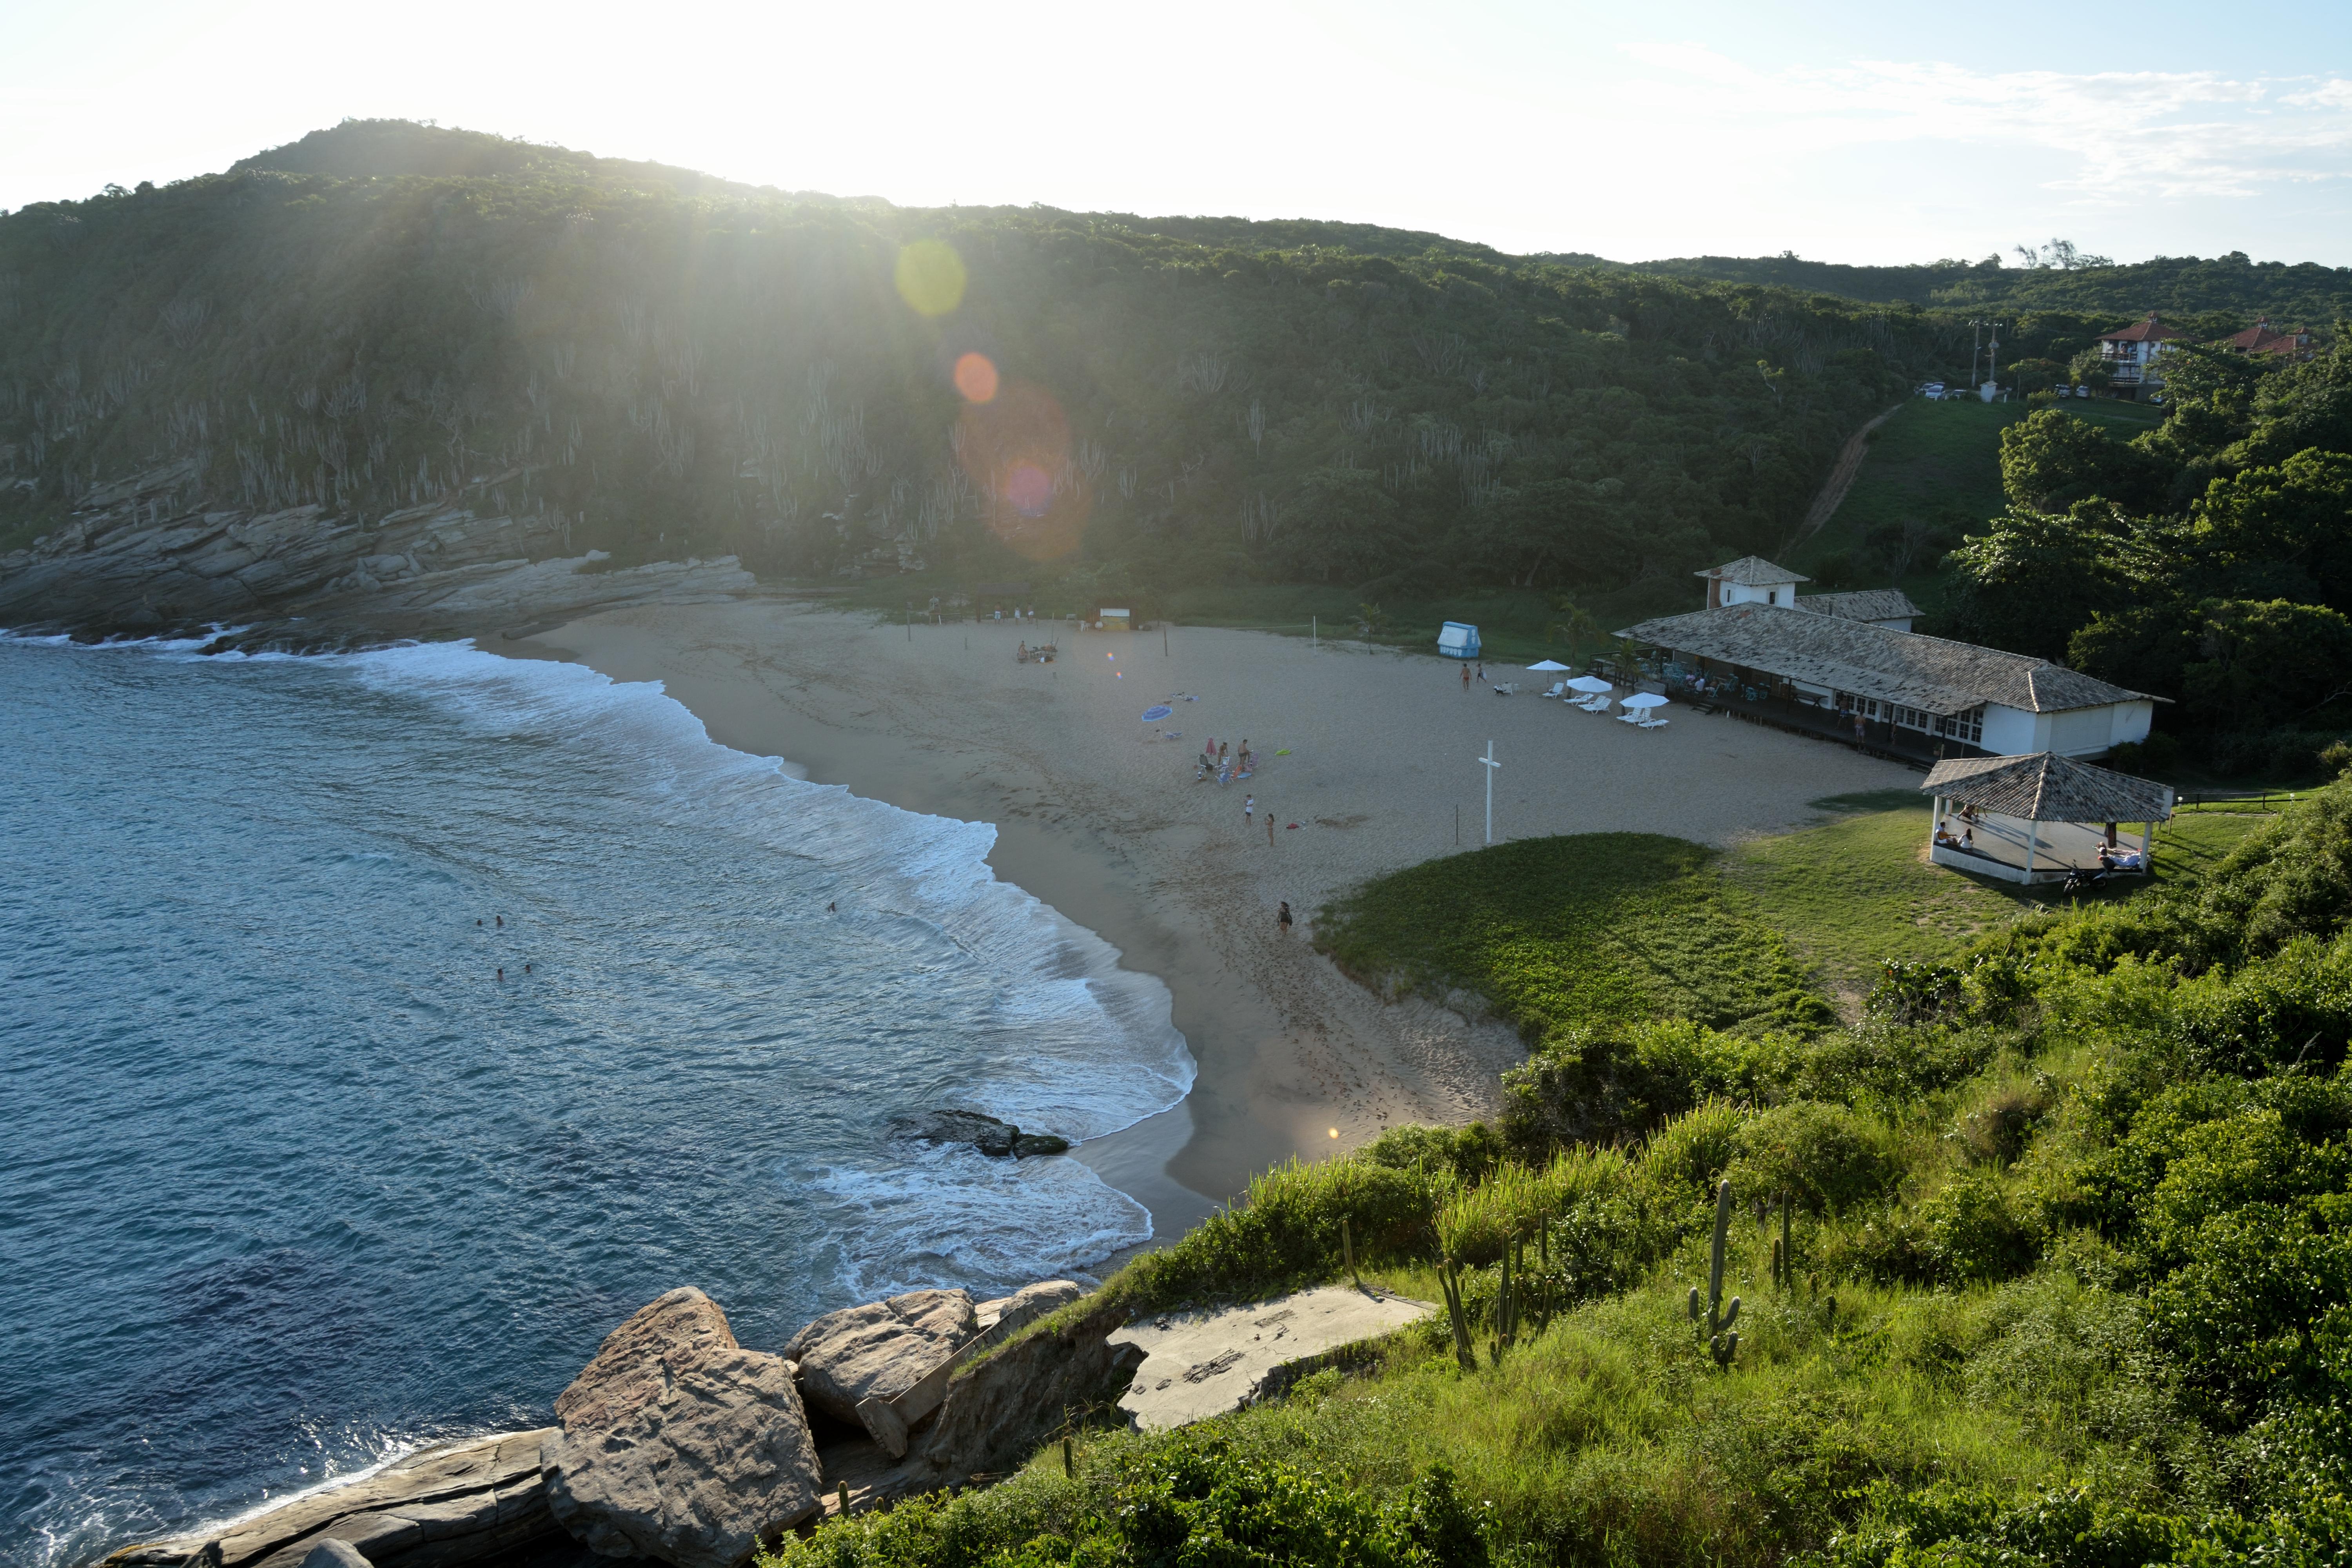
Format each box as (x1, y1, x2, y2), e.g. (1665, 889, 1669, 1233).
(1921, 752, 2174, 885)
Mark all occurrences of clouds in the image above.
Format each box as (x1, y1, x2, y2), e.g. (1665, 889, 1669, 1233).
(1615, 45, 2352, 203)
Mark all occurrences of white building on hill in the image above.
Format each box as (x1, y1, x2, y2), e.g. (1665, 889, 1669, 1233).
(1620, 557, 2161, 761)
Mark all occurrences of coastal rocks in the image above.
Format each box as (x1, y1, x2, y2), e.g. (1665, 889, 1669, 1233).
(890, 1109, 1070, 1159)
(976, 1279, 1085, 1340)
(100, 1428, 559, 1568)
(0, 469, 755, 644)
(911, 1300, 1147, 1485)
(785, 1290, 979, 1455)
(542, 1287, 821, 1568)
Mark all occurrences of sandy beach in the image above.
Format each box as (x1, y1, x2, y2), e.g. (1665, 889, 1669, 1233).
(508, 601, 1917, 1235)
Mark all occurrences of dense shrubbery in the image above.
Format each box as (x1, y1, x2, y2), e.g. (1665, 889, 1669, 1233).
(784, 780, 2352, 1568)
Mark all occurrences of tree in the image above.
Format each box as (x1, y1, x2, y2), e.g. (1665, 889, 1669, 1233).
(2190, 450, 2352, 612)
(1998, 408, 2166, 512)
(1271, 468, 1405, 583)
(1941, 502, 2154, 662)
(2180, 599, 2352, 729)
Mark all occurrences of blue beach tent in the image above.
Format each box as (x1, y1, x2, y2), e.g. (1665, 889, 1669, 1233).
(1437, 622, 1481, 660)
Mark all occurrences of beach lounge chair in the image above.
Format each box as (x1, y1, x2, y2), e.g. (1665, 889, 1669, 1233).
(1542, 681, 1568, 699)
(1638, 717, 1670, 730)
(1617, 710, 1644, 724)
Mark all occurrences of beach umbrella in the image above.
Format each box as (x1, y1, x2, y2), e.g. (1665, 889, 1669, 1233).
(1526, 659, 1571, 673)
(1140, 704, 1174, 723)
(1621, 692, 1669, 710)
(1565, 675, 1613, 694)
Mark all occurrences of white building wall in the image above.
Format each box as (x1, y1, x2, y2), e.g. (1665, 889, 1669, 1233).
(1979, 704, 2039, 755)
(2109, 701, 2154, 747)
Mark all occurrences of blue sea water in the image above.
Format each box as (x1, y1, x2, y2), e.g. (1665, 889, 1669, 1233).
(0, 634, 1193, 1567)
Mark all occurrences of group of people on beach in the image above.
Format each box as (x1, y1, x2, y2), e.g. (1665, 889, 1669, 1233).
(1197, 737, 1256, 784)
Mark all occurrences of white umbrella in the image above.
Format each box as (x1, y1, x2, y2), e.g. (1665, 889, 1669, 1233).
(1526, 659, 1571, 673)
(1564, 675, 1613, 694)
(1621, 692, 1670, 709)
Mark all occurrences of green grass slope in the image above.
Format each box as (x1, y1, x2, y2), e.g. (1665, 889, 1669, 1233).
(1786, 400, 2162, 623)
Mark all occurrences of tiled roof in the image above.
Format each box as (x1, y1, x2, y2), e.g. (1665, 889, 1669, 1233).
(1799, 588, 1921, 623)
(2218, 320, 2310, 356)
(1922, 752, 2174, 822)
(1694, 555, 1808, 587)
(1617, 603, 2158, 715)
(2098, 314, 2184, 344)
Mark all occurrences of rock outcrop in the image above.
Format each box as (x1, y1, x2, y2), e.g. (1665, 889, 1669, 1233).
(542, 1287, 822, 1568)
(889, 1111, 1069, 1159)
(785, 1289, 978, 1455)
(0, 465, 753, 643)
(975, 1280, 1085, 1341)
(911, 1301, 1146, 1485)
(100, 1429, 559, 1568)
(1109, 1285, 1433, 1431)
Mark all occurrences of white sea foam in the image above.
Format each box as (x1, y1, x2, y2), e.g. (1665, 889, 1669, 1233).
(333, 637, 1194, 1256)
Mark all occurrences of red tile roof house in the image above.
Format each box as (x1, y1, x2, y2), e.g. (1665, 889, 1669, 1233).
(2216, 318, 2318, 362)
(2096, 314, 2186, 398)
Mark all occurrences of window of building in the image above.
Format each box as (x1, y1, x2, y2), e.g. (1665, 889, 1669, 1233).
(1932, 706, 1985, 744)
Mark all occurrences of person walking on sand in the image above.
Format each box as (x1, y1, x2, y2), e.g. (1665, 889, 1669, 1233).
(1244, 794, 1255, 826)
(1278, 901, 1294, 932)
(1460, 663, 1470, 691)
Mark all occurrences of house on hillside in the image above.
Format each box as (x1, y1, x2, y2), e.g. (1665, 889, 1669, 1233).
(1618, 557, 2161, 763)
(2096, 314, 2185, 398)
(2216, 317, 2318, 363)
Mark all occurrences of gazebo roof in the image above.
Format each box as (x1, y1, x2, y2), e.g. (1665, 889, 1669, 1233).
(1921, 752, 2174, 823)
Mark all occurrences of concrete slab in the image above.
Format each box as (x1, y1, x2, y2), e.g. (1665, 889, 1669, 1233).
(1109, 1285, 1433, 1431)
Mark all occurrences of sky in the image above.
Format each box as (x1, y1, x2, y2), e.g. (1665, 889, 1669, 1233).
(4, 0, 2350, 268)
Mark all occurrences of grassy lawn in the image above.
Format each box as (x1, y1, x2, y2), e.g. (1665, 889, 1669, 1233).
(1319, 796, 2280, 1037)
(1787, 398, 2164, 625)
(1316, 834, 1828, 1039)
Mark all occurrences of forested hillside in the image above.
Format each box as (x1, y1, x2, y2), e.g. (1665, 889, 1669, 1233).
(1634, 249, 2352, 325)
(2, 121, 1950, 615)
(1938, 338, 2352, 779)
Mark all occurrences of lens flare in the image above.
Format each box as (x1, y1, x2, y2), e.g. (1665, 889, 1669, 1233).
(895, 240, 967, 317)
(957, 380, 1090, 560)
(953, 352, 999, 403)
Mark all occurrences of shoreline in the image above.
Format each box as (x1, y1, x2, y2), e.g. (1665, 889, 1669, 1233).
(496, 598, 1921, 1241)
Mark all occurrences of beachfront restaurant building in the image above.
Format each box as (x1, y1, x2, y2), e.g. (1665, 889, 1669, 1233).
(1619, 576, 2161, 764)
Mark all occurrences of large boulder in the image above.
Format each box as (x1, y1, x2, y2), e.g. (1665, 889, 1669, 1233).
(542, 1288, 821, 1568)
(975, 1280, 1083, 1341)
(100, 1429, 558, 1568)
(783, 1289, 978, 1434)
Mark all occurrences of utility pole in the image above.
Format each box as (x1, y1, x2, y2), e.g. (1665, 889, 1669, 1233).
(1480, 742, 1501, 845)
(1987, 320, 2006, 401)
(1969, 320, 1983, 389)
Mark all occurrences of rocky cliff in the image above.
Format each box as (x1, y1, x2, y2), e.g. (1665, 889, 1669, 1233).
(0, 459, 755, 645)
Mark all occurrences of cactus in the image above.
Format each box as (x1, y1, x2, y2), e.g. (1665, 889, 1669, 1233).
(1437, 1254, 1477, 1372)
(1773, 1193, 1793, 1291)
(1490, 1239, 1519, 1366)
(1685, 1178, 1741, 1368)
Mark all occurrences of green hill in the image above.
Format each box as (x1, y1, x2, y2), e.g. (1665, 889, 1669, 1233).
(0, 120, 1936, 619)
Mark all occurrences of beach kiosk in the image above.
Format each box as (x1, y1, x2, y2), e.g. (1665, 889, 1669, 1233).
(1438, 622, 1481, 660)
(1921, 751, 2173, 885)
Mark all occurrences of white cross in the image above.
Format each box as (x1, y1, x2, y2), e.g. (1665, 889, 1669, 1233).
(1480, 741, 1501, 845)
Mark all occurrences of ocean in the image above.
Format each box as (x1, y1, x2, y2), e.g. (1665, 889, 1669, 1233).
(0, 633, 1193, 1566)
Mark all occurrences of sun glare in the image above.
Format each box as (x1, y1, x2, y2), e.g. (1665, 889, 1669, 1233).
(953, 352, 999, 403)
(894, 240, 967, 318)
